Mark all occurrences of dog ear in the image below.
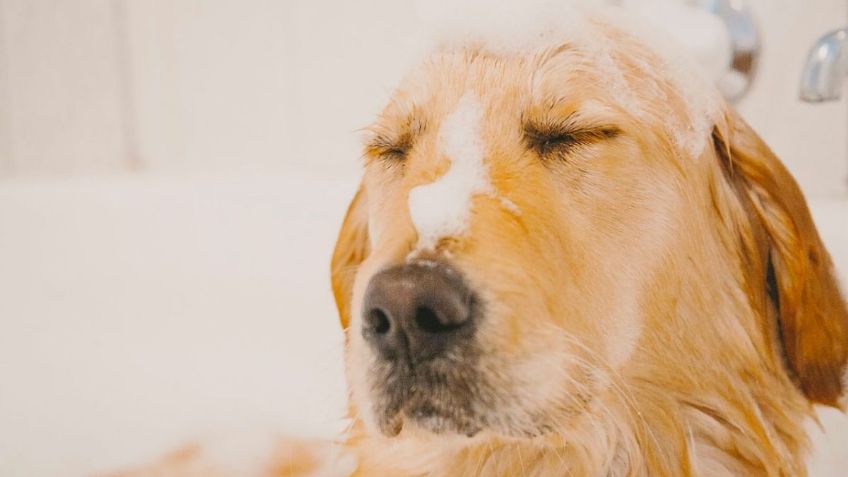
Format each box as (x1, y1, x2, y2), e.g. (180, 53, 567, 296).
(713, 109, 848, 406)
(331, 185, 370, 329)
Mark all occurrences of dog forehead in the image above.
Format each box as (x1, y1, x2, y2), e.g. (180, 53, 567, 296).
(389, 9, 723, 160)
(387, 51, 528, 116)
(383, 51, 606, 146)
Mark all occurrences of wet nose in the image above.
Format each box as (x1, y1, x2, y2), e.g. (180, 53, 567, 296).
(362, 261, 476, 364)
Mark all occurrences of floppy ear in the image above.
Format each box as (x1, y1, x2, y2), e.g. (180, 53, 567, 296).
(331, 185, 370, 329)
(713, 109, 848, 406)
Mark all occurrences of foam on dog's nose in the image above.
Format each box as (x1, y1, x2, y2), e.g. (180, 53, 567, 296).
(408, 93, 491, 250)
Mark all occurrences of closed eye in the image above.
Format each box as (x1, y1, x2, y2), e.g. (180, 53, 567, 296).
(364, 115, 425, 165)
(365, 134, 411, 163)
(524, 122, 620, 157)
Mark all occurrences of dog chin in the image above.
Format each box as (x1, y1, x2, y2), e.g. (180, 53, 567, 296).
(376, 404, 483, 439)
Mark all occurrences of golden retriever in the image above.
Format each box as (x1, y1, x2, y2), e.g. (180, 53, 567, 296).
(111, 9, 847, 477)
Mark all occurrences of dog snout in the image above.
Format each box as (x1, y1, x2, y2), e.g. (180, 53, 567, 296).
(362, 261, 476, 363)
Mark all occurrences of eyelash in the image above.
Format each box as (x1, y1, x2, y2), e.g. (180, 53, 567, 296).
(366, 118, 424, 166)
(367, 122, 618, 165)
(378, 148, 408, 163)
(524, 125, 619, 158)
(366, 140, 410, 165)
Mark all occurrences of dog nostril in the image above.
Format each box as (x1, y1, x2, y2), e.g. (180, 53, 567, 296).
(367, 308, 391, 335)
(414, 306, 457, 333)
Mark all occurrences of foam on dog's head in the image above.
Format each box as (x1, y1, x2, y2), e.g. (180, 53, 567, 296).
(413, 0, 723, 159)
(415, 0, 591, 53)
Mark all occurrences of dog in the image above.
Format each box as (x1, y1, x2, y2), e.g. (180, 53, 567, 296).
(330, 11, 848, 477)
(110, 7, 848, 477)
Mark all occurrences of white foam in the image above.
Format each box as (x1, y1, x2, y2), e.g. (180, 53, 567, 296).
(413, 0, 725, 159)
(415, 0, 592, 53)
(621, 0, 731, 82)
(598, 5, 724, 158)
(408, 93, 491, 249)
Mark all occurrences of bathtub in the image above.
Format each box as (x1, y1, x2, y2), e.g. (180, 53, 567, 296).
(0, 174, 845, 476)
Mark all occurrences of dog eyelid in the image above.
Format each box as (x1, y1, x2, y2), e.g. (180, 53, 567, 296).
(523, 122, 621, 157)
(364, 115, 425, 163)
(365, 135, 412, 162)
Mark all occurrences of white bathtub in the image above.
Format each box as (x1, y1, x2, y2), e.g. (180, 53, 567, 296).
(0, 175, 845, 476)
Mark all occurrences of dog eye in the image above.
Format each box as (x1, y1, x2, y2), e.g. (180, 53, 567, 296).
(365, 133, 412, 164)
(366, 135, 411, 163)
(377, 147, 409, 162)
(525, 131, 580, 156)
(524, 125, 619, 158)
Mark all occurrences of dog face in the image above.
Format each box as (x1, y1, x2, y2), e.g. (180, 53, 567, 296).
(344, 47, 688, 439)
(331, 22, 848, 449)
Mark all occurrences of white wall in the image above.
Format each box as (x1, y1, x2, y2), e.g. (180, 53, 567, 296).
(736, 0, 847, 196)
(0, 0, 130, 174)
(124, 0, 297, 174)
(0, 0, 845, 194)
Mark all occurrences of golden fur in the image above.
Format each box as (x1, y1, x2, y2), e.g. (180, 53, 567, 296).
(331, 31, 848, 477)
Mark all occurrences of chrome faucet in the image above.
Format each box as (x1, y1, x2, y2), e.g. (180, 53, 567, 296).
(799, 28, 848, 102)
(695, 0, 760, 102)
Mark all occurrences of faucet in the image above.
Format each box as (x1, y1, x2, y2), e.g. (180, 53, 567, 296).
(695, 0, 760, 102)
(799, 28, 848, 102)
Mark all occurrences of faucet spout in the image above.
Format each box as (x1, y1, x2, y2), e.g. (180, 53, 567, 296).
(799, 28, 848, 102)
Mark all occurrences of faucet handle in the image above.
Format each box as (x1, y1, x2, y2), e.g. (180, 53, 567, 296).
(800, 28, 848, 102)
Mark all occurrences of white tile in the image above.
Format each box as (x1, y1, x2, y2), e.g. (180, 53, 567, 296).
(0, 0, 13, 174)
(125, 0, 423, 178)
(1, 0, 129, 175)
(286, 0, 423, 178)
(126, 0, 299, 174)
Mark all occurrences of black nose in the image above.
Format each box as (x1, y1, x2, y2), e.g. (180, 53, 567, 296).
(362, 261, 476, 364)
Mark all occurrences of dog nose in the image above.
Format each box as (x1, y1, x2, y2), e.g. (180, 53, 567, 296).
(362, 261, 476, 363)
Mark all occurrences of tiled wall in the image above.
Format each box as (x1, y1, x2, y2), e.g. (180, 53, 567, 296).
(0, 0, 845, 195)
(0, 0, 130, 174)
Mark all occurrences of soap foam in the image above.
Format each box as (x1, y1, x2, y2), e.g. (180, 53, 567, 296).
(408, 93, 491, 250)
(413, 0, 724, 159)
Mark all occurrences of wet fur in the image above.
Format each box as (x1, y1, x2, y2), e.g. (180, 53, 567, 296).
(332, 28, 848, 477)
